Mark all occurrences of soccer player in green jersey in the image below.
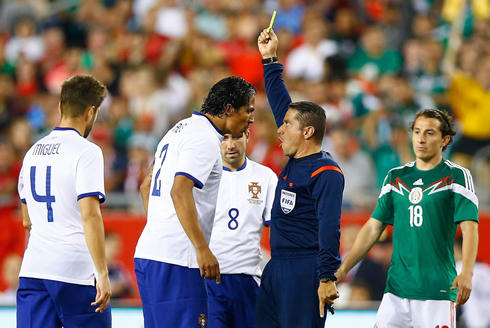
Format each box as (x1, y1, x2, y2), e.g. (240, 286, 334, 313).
(336, 109, 479, 327)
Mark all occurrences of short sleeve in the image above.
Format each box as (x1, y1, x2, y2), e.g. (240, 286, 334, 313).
(175, 132, 219, 189)
(263, 170, 278, 226)
(76, 145, 106, 203)
(18, 164, 26, 203)
(371, 172, 394, 225)
(451, 167, 479, 223)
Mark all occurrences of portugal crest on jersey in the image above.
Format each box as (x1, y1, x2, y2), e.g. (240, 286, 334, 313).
(249, 182, 261, 199)
(409, 187, 423, 204)
(281, 189, 296, 214)
(198, 314, 207, 327)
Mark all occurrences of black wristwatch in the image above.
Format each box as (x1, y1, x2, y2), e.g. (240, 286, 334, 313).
(261, 56, 278, 65)
(319, 277, 334, 283)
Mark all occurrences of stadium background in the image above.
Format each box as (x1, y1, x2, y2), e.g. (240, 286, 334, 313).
(0, 0, 490, 326)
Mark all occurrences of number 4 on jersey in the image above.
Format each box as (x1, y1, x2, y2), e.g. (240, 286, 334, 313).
(30, 166, 56, 222)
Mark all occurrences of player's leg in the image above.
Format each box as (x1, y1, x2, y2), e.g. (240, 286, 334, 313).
(255, 260, 280, 328)
(410, 299, 456, 328)
(275, 254, 326, 328)
(375, 293, 412, 328)
(230, 274, 260, 328)
(140, 260, 208, 328)
(43, 279, 111, 328)
(206, 275, 232, 328)
(17, 277, 62, 328)
(134, 258, 157, 328)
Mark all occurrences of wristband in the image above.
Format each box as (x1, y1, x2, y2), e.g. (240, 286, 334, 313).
(261, 56, 278, 65)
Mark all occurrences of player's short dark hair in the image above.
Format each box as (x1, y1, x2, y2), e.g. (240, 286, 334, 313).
(60, 75, 108, 118)
(409, 109, 457, 151)
(289, 101, 326, 144)
(200, 76, 256, 116)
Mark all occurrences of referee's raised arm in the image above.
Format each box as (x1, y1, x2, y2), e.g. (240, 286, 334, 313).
(258, 29, 291, 128)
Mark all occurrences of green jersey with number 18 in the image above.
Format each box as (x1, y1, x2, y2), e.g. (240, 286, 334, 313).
(371, 159, 479, 301)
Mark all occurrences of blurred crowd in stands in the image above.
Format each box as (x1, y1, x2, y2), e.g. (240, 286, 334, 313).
(1, 0, 490, 321)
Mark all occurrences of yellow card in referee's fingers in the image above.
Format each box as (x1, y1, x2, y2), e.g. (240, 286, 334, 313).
(267, 11, 277, 33)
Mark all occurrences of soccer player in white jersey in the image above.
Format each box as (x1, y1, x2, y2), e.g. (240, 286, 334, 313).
(205, 129, 278, 328)
(17, 75, 111, 328)
(134, 76, 256, 328)
(336, 109, 479, 328)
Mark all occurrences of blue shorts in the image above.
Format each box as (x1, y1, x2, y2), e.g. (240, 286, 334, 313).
(134, 258, 208, 328)
(206, 274, 259, 328)
(17, 277, 111, 328)
(255, 252, 326, 328)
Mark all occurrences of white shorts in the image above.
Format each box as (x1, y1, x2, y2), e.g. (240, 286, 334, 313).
(375, 293, 456, 328)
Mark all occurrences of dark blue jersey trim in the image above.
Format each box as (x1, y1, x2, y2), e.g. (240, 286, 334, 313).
(54, 127, 82, 136)
(175, 172, 204, 189)
(21, 198, 26, 203)
(223, 158, 247, 172)
(77, 192, 106, 204)
(192, 111, 224, 135)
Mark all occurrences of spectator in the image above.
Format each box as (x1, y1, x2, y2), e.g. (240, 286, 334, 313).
(5, 17, 44, 64)
(285, 15, 338, 82)
(0, 254, 22, 306)
(105, 232, 134, 298)
(348, 25, 402, 78)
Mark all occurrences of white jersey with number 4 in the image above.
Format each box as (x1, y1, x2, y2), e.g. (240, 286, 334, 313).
(18, 127, 106, 286)
(134, 112, 224, 268)
(209, 158, 278, 277)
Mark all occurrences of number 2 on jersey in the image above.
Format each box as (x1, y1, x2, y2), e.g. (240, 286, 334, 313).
(151, 144, 169, 196)
(408, 205, 423, 227)
(30, 166, 56, 222)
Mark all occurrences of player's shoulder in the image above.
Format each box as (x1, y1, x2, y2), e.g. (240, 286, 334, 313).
(386, 161, 416, 176)
(442, 159, 472, 176)
(246, 158, 277, 178)
(443, 159, 474, 188)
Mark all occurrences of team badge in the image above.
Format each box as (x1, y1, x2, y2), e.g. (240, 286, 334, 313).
(198, 314, 207, 327)
(409, 187, 423, 204)
(281, 189, 296, 214)
(247, 182, 263, 205)
(249, 182, 261, 199)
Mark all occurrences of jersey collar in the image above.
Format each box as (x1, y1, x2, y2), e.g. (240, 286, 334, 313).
(53, 127, 82, 136)
(223, 158, 247, 172)
(192, 111, 224, 136)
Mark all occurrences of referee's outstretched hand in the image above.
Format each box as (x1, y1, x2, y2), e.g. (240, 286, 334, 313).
(258, 28, 278, 59)
(197, 247, 221, 284)
(318, 280, 339, 318)
(92, 273, 112, 313)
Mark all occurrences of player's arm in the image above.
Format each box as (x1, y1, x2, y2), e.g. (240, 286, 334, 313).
(21, 203, 32, 231)
(170, 175, 220, 283)
(451, 220, 478, 308)
(140, 163, 154, 215)
(258, 29, 292, 128)
(335, 218, 387, 283)
(79, 196, 111, 312)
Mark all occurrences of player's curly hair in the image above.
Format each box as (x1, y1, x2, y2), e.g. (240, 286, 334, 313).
(60, 75, 108, 118)
(289, 101, 326, 144)
(409, 109, 457, 151)
(200, 76, 256, 116)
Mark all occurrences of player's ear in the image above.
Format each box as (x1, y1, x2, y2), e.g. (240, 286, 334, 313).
(441, 135, 451, 148)
(85, 106, 95, 120)
(224, 104, 234, 117)
(58, 102, 62, 115)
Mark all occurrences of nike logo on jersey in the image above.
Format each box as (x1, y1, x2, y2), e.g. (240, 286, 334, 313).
(413, 178, 424, 185)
